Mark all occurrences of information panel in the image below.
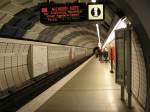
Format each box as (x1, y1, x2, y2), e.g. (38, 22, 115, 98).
(40, 2, 88, 25)
(115, 29, 125, 84)
(40, 2, 104, 25)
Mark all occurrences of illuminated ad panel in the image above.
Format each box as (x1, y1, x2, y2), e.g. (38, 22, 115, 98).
(40, 2, 104, 25)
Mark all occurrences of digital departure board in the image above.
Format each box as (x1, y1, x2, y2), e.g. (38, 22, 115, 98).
(40, 2, 88, 25)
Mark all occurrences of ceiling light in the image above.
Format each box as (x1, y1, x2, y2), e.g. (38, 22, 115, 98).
(91, 0, 96, 3)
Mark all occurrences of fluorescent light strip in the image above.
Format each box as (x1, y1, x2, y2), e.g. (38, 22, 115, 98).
(96, 24, 100, 42)
(96, 24, 102, 48)
(102, 18, 127, 48)
(91, 0, 96, 3)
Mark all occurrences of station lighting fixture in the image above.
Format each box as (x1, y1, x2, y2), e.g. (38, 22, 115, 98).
(102, 17, 127, 48)
(91, 0, 97, 3)
(96, 24, 101, 48)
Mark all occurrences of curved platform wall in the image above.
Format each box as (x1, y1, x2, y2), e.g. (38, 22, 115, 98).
(131, 31, 147, 109)
(0, 38, 93, 96)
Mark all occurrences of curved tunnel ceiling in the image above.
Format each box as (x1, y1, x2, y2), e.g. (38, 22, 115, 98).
(38, 26, 98, 42)
(67, 37, 98, 48)
(0, 0, 116, 48)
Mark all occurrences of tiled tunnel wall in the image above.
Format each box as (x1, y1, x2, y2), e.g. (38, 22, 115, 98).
(47, 45, 92, 74)
(47, 46, 71, 74)
(108, 30, 147, 110)
(131, 31, 147, 109)
(0, 38, 93, 96)
(0, 42, 30, 92)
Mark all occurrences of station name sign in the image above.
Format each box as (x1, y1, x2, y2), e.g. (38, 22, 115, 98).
(40, 2, 103, 25)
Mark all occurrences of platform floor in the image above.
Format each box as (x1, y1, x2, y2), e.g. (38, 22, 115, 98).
(36, 58, 136, 112)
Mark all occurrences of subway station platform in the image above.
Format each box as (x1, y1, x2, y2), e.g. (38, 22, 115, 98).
(18, 57, 139, 112)
(0, 0, 149, 112)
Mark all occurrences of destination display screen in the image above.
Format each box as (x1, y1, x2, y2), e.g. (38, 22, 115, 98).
(40, 2, 88, 25)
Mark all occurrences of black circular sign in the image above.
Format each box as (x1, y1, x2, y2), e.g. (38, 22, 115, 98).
(91, 7, 101, 17)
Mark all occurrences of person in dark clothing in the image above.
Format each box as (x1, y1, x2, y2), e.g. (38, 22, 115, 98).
(103, 49, 108, 62)
(95, 49, 99, 58)
(99, 49, 102, 61)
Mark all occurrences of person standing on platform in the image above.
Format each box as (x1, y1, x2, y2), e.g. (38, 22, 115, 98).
(99, 48, 102, 61)
(109, 47, 115, 73)
(95, 49, 99, 58)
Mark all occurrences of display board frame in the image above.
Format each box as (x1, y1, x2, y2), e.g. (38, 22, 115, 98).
(39, 2, 104, 25)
